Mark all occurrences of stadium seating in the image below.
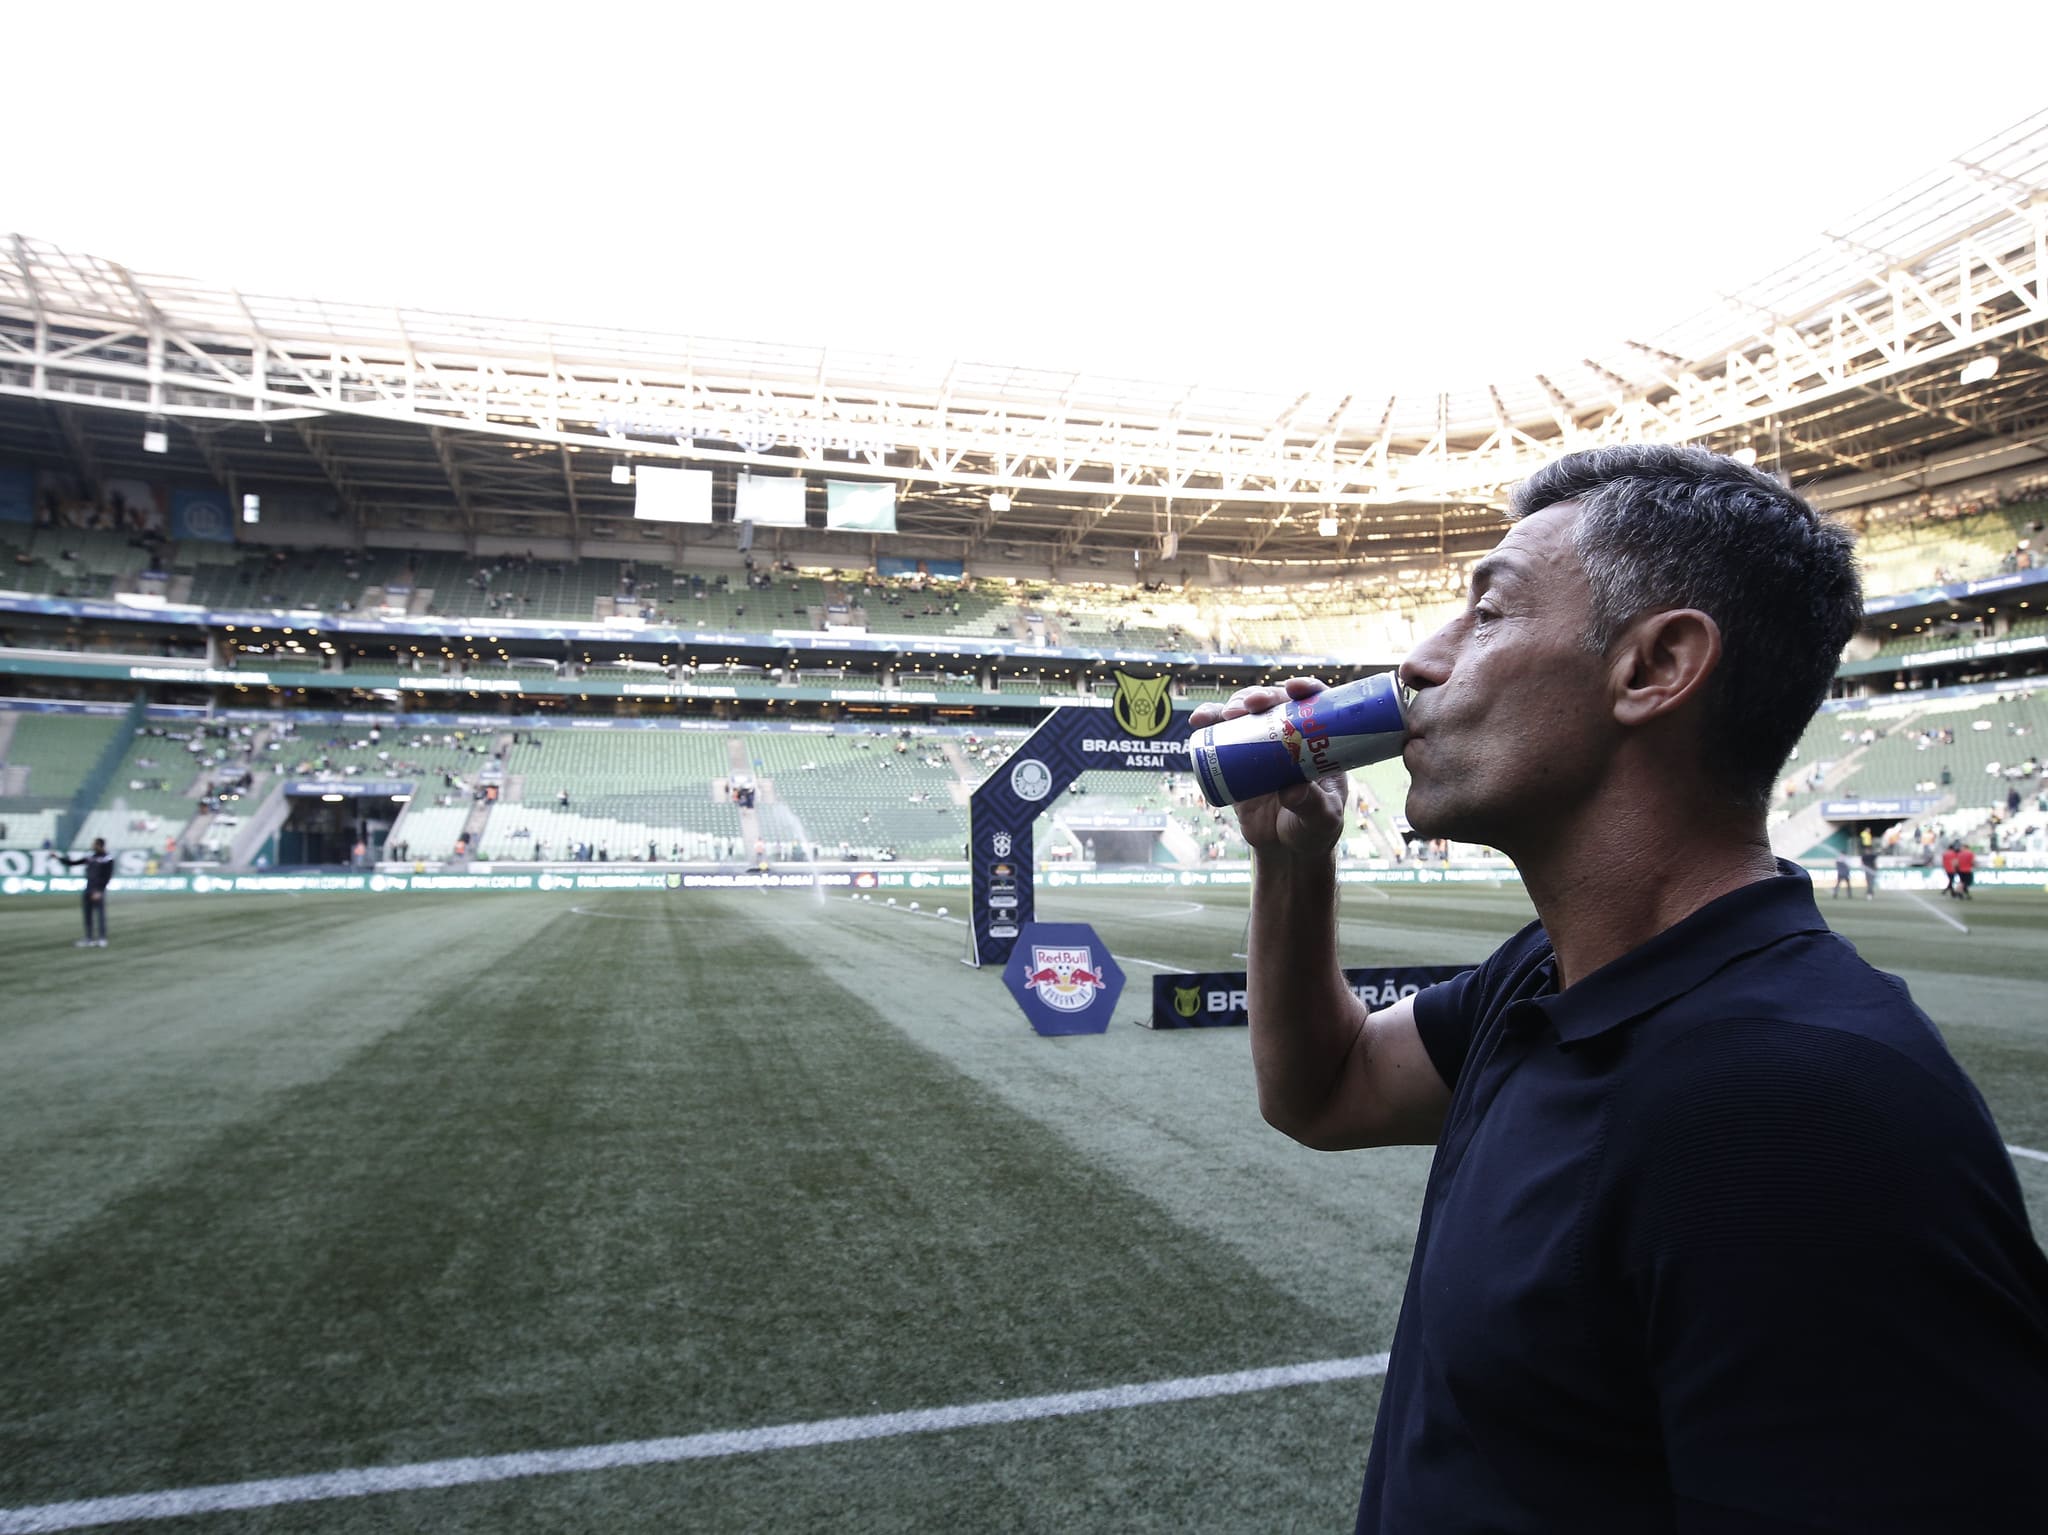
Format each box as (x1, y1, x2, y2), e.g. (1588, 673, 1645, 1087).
(98, 731, 201, 818)
(1854, 497, 2047, 597)
(387, 804, 474, 859)
(0, 714, 125, 807)
(742, 731, 965, 859)
(476, 729, 744, 859)
(269, 726, 499, 783)
(0, 808, 61, 849)
(0, 528, 152, 600)
(1830, 693, 2047, 808)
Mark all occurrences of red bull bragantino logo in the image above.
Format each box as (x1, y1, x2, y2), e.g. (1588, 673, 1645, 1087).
(1279, 695, 1338, 776)
(1024, 945, 1103, 1011)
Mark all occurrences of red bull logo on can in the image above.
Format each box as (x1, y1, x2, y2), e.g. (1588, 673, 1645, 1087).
(1279, 694, 1340, 777)
(1025, 945, 1103, 1011)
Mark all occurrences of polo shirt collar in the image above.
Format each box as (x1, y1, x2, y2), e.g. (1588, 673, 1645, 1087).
(1534, 860, 1831, 1045)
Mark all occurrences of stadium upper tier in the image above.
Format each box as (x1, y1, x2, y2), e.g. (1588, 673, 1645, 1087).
(8, 494, 2046, 665)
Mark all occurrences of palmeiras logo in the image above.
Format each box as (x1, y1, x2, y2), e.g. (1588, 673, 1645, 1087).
(990, 831, 1012, 857)
(1112, 671, 1173, 738)
(1010, 758, 1053, 801)
(1023, 945, 1103, 1011)
(1173, 983, 1202, 1019)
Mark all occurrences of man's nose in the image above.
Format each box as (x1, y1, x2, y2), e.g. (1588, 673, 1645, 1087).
(1400, 623, 1454, 692)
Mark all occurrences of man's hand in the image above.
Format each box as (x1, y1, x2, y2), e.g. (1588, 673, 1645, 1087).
(1188, 677, 1349, 858)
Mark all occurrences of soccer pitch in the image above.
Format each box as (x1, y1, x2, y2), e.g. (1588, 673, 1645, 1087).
(2, 882, 2044, 1532)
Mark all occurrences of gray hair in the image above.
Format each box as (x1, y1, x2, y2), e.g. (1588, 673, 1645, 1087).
(1508, 444, 1862, 812)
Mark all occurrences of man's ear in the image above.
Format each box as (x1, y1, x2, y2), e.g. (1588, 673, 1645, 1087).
(1608, 608, 1722, 727)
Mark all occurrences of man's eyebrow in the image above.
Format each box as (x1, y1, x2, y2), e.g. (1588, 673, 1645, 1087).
(1468, 554, 1524, 594)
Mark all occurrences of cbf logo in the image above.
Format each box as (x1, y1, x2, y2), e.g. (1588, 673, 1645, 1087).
(1172, 984, 1202, 1019)
(1111, 671, 1173, 738)
(1024, 945, 1103, 1012)
(990, 831, 1012, 858)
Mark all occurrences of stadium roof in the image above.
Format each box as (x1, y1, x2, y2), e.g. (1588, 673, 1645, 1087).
(2, 110, 2045, 564)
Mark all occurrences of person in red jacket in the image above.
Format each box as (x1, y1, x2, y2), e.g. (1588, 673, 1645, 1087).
(1956, 842, 1977, 900)
(1941, 842, 1960, 898)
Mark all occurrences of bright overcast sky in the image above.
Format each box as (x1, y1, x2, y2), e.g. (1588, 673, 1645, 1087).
(9, 2, 2042, 398)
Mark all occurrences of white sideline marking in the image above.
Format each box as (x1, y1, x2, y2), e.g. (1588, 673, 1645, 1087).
(1904, 893, 1969, 934)
(2009, 1144, 2048, 1164)
(1126, 900, 1207, 919)
(861, 899, 1188, 973)
(0, 1354, 1391, 1532)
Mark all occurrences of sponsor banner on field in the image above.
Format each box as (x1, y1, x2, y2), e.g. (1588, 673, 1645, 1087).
(0, 849, 154, 880)
(1002, 920, 1125, 1036)
(4, 861, 2038, 900)
(1798, 862, 2048, 891)
(1147, 964, 1471, 1029)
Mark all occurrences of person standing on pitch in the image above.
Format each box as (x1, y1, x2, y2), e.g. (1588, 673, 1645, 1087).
(1193, 444, 2048, 1534)
(61, 836, 115, 948)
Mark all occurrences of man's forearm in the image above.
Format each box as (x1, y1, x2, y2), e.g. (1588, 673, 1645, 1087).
(1245, 846, 1369, 1132)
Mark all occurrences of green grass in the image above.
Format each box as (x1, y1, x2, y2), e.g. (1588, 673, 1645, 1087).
(0, 882, 2042, 1531)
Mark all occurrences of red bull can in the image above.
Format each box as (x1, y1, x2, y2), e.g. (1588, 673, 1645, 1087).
(1187, 673, 1409, 808)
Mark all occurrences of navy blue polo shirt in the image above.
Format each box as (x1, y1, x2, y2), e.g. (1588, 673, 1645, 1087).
(1358, 863, 2048, 1533)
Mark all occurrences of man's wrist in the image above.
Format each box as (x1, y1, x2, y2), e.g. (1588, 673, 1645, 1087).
(1253, 842, 1338, 880)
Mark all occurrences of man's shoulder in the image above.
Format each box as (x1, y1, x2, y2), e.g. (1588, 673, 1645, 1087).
(1634, 934, 1981, 1121)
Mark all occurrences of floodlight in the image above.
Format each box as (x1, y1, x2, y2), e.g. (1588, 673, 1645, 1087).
(1959, 355, 1999, 386)
(611, 462, 634, 485)
(1318, 515, 1340, 537)
(989, 491, 1012, 513)
(142, 429, 169, 454)
(1731, 446, 1759, 467)
(242, 493, 261, 523)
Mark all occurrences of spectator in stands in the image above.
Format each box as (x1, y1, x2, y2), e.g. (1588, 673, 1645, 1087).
(60, 837, 114, 947)
(1199, 444, 2048, 1531)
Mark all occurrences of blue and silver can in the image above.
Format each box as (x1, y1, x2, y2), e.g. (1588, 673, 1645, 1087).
(1188, 674, 1410, 808)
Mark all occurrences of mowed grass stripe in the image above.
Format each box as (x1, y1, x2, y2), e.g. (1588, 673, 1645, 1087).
(0, 892, 1357, 1519)
(0, 893, 563, 1269)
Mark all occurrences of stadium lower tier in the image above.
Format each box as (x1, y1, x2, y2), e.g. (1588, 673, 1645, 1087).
(7, 682, 2048, 868)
